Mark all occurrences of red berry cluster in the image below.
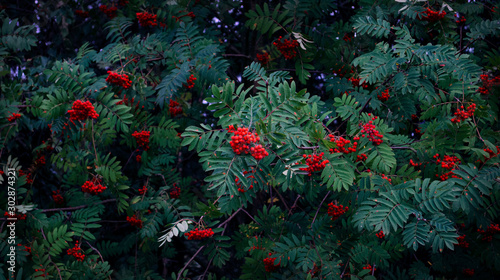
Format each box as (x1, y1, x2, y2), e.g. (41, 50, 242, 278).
(376, 230, 385, 239)
(477, 223, 500, 242)
(138, 185, 147, 195)
(348, 77, 369, 89)
(185, 228, 214, 240)
(419, 8, 446, 22)
(409, 159, 422, 167)
(74, 10, 89, 18)
(68, 100, 99, 121)
(455, 15, 466, 24)
(127, 214, 143, 228)
(327, 203, 348, 220)
(106, 71, 132, 89)
(256, 52, 270, 65)
(18, 243, 31, 254)
(183, 74, 197, 89)
(456, 235, 469, 248)
(235, 170, 255, 193)
(7, 112, 22, 122)
(18, 169, 33, 184)
(35, 154, 46, 166)
(451, 103, 476, 123)
(273, 36, 299, 60)
(462, 268, 474, 276)
(52, 190, 64, 205)
(81, 180, 106, 195)
(34, 267, 47, 278)
(363, 264, 376, 273)
(169, 99, 183, 117)
(67, 241, 85, 261)
(99, 5, 118, 19)
(328, 135, 359, 154)
(381, 173, 391, 183)
(343, 33, 352, 42)
(356, 153, 367, 162)
(411, 114, 419, 122)
(360, 117, 383, 145)
(170, 184, 180, 199)
(132, 131, 151, 150)
(4, 211, 27, 221)
(118, 0, 129, 6)
(136, 155, 141, 162)
(300, 153, 329, 176)
(481, 146, 500, 163)
(248, 236, 263, 252)
(263, 253, 280, 272)
(377, 89, 390, 102)
(433, 153, 461, 181)
(478, 74, 500, 95)
(228, 125, 268, 161)
(136, 12, 157, 27)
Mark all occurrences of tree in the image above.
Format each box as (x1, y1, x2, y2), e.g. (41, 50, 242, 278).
(1, 0, 500, 279)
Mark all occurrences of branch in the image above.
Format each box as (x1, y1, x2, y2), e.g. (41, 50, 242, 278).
(312, 191, 330, 226)
(40, 199, 117, 213)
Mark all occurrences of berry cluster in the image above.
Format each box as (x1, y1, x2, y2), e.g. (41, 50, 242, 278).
(477, 223, 500, 242)
(67, 241, 85, 261)
(478, 74, 500, 95)
(106, 71, 132, 89)
(136, 12, 157, 27)
(300, 153, 329, 176)
(462, 268, 474, 276)
(127, 214, 143, 228)
(409, 159, 422, 167)
(19, 169, 33, 184)
(118, 0, 129, 6)
(185, 228, 214, 240)
(34, 267, 47, 278)
(19, 243, 31, 254)
(170, 184, 180, 199)
(356, 153, 367, 162)
(363, 264, 376, 273)
(360, 117, 383, 145)
(52, 190, 64, 205)
(183, 74, 197, 89)
(67, 100, 99, 121)
(327, 203, 348, 220)
(455, 15, 466, 24)
(381, 173, 392, 183)
(343, 33, 352, 42)
(419, 8, 446, 22)
(376, 230, 385, 239)
(228, 125, 268, 161)
(4, 211, 27, 220)
(132, 131, 151, 150)
(99, 5, 118, 19)
(81, 180, 106, 195)
(235, 170, 255, 193)
(138, 185, 147, 195)
(433, 153, 461, 181)
(273, 36, 299, 60)
(7, 112, 22, 122)
(377, 89, 390, 102)
(481, 146, 500, 163)
(74, 10, 89, 18)
(348, 77, 369, 89)
(136, 155, 141, 162)
(451, 103, 476, 123)
(256, 52, 270, 65)
(411, 114, 419, 122)
(263, 253, 280, 272)
(35, 154, 46, 166)
(456, 235, 469, 248)
(328, 135, 359, 154)
(169, 99, 183, 117)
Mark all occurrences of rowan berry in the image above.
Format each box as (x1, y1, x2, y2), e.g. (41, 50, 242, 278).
(127, 214, 143, 228)
(256, 52, 270, 65)
(477, 224, 500, 242)
(136, 12, 157, 27)
(456, 235, 469, 248)
(376, 230, 385, 239)
(7, 113, 21, 122)
(169, 99, 183, 117)
(138, 185, 147, 195)
(170, 185, 180, 199)
(185, 228, 214, 240)
(327, 203, 348, 220)
(377, 89, 390, 102)
(74, 10, 89, 18)
(263, 253, 280, 272)
(273, 36, 299, 59)
(363, 264, 376, 273)
(228, 125, 268, 161)
(409, 159, 421, 167)
(132, 131, 151, 150)
(348, 77, 368, 89)
(451, 103, 476, 123)
(106, 71, 132, 89)
(136, 155, 142, 162)
(328, 135, 358, 154)
(67, 241, 85, 261)
(81, 181, 106, 195)
(99, 5, 118, 19)
(360, 119, 383, 145)
(300, 153, 329, 176)
(67, 100, 99, 121)
(356, 153, 367, 162)
(462, 268, 474, 276)
(419, 8, 446, 22)
(183, 74, 196, 89)
(52, 190, 64, 205)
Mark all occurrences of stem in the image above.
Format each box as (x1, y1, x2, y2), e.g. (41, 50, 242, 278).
(41, 199, 116, 213)
(312, 191, 330, 226)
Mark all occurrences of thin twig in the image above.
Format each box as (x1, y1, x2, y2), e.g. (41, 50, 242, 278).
(312, 191, 330, 225)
